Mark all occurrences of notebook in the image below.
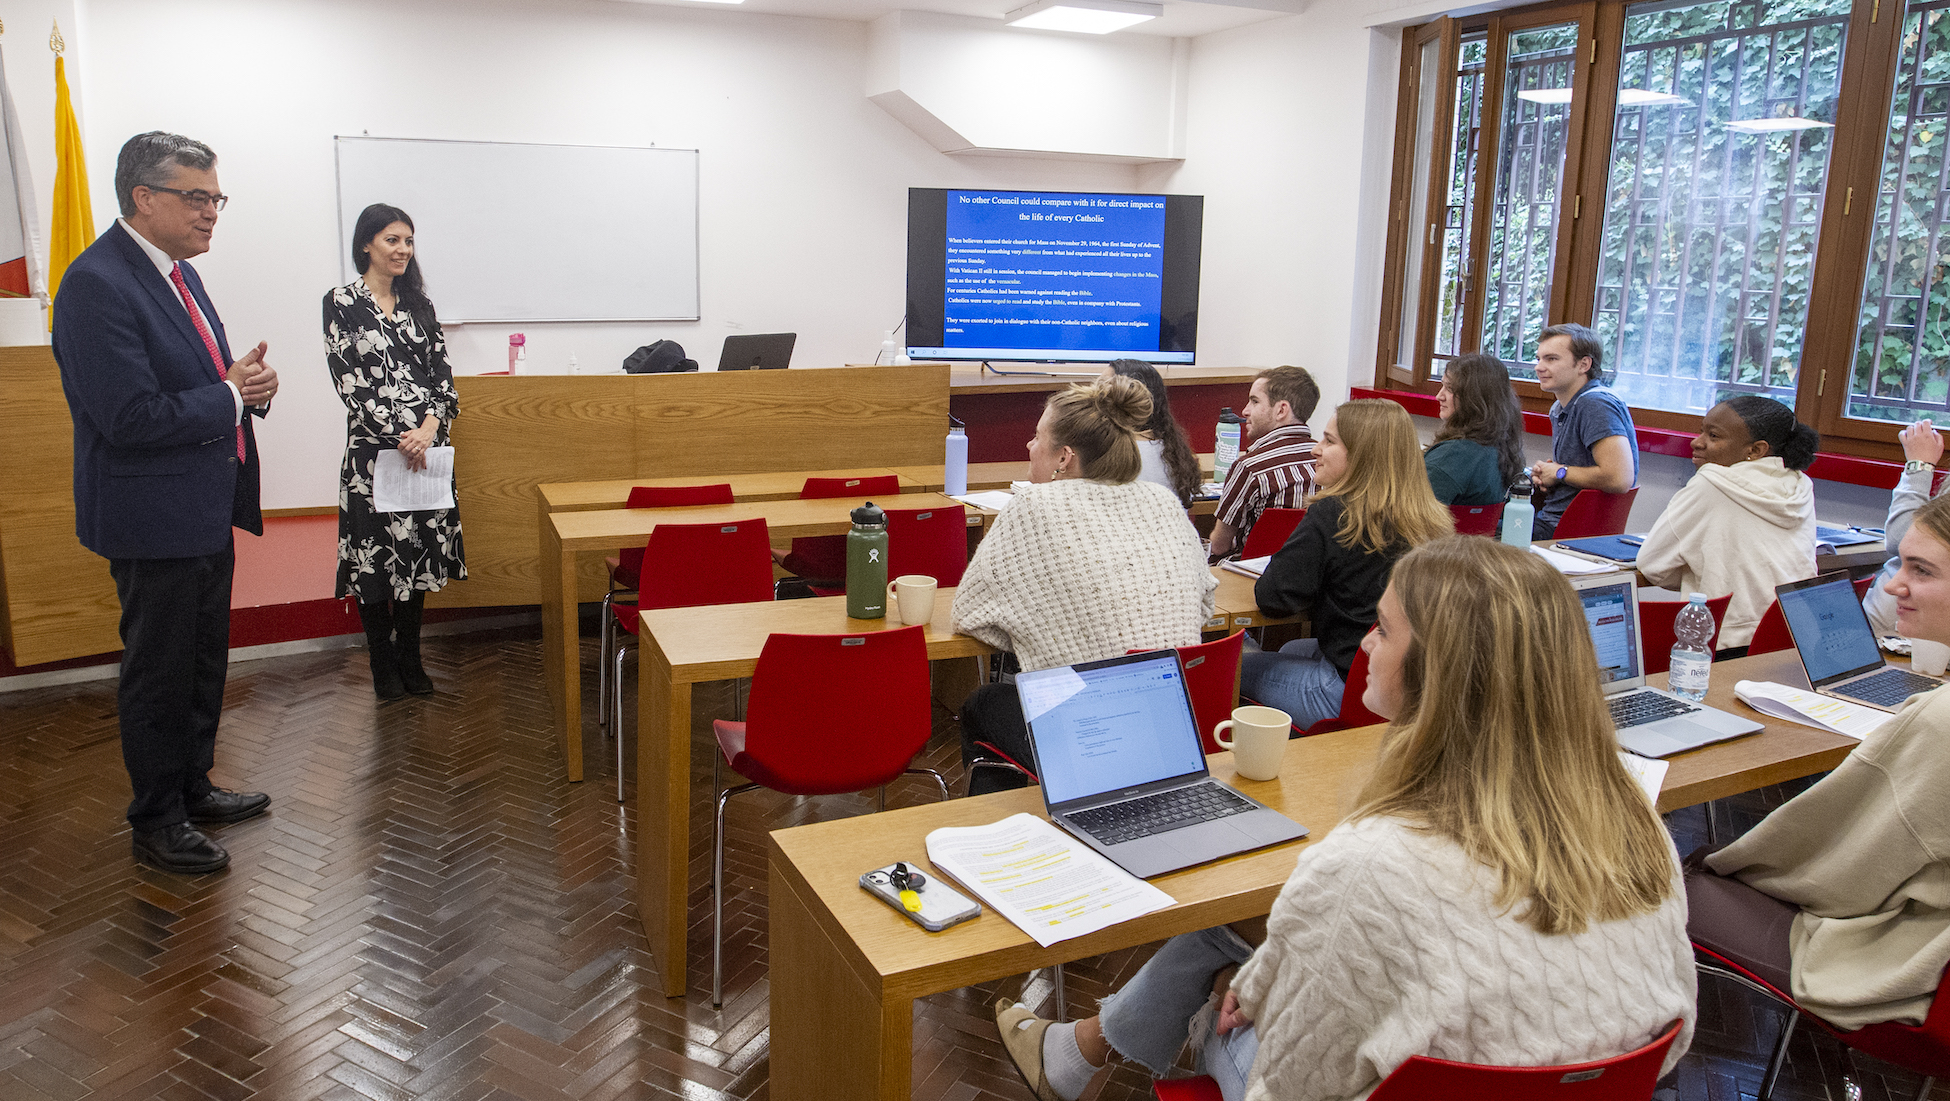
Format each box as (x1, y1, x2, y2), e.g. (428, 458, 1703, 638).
(1017, 650, 1308, 879)
(1775, 571, 1941, 712)
(1571, 573, 1763, 757)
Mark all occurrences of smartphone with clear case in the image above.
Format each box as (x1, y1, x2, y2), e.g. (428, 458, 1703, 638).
(859, 863, 981, 932)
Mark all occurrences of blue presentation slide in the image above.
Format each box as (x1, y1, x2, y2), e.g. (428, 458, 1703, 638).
(943, 190, 1167, 356)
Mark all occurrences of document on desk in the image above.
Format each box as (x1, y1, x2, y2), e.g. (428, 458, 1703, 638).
(926, 813, 1173, 947)
(1617, 751, 1668, 807)
(951, 490, 1018, 511)
(373, 447, 456, 513)
(1219, 555, 1273, 579)
(1529, 544, 1618, 575)
(1735, 680, 1886, 739)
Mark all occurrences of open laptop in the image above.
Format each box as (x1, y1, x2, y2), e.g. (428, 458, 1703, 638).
(1776, 571, 1941, 711)
(1572, 573, 1763, 757)
(717, 332, 796, 371)
(1018, 650, 1308, 879)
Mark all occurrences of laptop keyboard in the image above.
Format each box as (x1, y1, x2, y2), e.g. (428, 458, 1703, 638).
(1608, 691, 1701, 730)
(1841, 667, 1941, 707)
(1065, 783, 1255, 846)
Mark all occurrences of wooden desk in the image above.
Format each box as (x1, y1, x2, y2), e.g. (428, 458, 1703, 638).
(893, 454, 1217, 494)
(766, 647, 1860, 1098)
(635, 591, 995, 997)
(536, 469, 926, 513)
(1208, 567, 1305, 630)
(538, 493, 973, 777)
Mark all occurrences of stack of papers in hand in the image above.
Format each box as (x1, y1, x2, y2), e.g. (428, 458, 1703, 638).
(1734, 680, 1886, 739)
(1529, 544, 1621, 575)
(1220, 555, 1273, 579)
(926, 813, 1173, 947)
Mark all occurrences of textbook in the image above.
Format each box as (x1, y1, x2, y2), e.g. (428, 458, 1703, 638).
(925, 813, 1173, 947)
(1734, 680, 1887, 739)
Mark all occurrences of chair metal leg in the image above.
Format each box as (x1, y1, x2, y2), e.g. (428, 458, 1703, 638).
(713, 779, 760, 1010)
(598, 592, 614, 731)
(879, 786, 887, 812)
(1053, 963, 1066, 1023)
(1912, 1075, 1935, 1101)
(614, 644, 629, 804)
(905, 768, 951, 801)
(1758, 1007, 1798, 1101)
(1704, 799, 1720, 845)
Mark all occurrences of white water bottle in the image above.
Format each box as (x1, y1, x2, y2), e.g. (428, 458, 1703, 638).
(1499, 470, 1535, 548)
(945, 420, 968, 496)
(1669, 593, 1716, 701)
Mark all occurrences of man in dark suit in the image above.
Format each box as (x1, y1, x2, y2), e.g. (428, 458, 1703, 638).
(54, 132, 276, 874)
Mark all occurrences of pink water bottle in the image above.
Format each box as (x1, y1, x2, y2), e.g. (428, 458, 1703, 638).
(508, 333, 527, 374)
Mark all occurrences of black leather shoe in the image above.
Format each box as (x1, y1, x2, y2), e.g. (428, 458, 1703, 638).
(186, 788, 271, 824)
(132, 822, 229, 874)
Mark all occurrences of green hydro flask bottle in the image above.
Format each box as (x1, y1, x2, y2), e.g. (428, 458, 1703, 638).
(846, 501, 889, 619)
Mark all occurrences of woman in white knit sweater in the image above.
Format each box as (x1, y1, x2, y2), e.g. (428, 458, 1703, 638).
(996, 536, 1695, 1101)
(1637, 395, 1819, 650)
(952, 375, 1216, 796)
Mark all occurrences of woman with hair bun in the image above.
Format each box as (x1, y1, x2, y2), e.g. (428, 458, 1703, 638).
(1638, 395, 1819, 650)
(952, 375, 1217, 795)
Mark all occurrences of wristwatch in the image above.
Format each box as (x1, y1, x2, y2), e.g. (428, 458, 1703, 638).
(1907, 459, 1935, 474)
(1555, 465, 1569, 484)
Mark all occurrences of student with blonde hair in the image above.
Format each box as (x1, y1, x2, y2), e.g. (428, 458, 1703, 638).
(1239, 398, 1453, 729)
(996, 536, 1695, 1101)
(952, 375, 1216, 795)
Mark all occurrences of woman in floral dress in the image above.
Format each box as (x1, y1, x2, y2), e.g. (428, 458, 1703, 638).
(324, 203, 465, 700)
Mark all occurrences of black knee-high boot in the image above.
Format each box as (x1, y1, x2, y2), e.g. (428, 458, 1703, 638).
(358, 600, 406, 701)
(393, 592, 434, 696)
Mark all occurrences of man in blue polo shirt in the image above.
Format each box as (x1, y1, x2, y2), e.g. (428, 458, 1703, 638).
(1529, 322, 1638, 538)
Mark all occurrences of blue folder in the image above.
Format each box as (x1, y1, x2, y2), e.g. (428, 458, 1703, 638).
(1553, 535, 1644, 563)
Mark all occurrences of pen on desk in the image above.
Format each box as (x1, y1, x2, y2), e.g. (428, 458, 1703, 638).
(1617, 535, 1643, 547)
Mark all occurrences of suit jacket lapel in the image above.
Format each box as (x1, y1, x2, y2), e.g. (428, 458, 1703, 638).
(107, 222, 222, 373)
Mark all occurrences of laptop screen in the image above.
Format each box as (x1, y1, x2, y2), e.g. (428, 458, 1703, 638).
(1019, 652, 1208, 806)
(1577, 577, 1642, 686)
(1777, 575, 1883, 682)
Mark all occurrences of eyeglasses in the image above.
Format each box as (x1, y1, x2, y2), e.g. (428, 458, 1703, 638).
(144, 185, 228, 211)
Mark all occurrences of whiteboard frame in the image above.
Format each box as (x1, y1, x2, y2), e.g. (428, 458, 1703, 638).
(333, 136, 701, 324)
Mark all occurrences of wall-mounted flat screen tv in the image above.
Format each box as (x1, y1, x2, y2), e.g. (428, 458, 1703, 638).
(905, 188, 1203, 364)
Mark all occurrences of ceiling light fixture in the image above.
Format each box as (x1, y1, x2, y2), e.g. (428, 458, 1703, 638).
(1618, 88, 1687, 107)
(1725, 115, 1834, 133)
(1516, 88, 1574, 105)
(1005, 0, 1162, 34)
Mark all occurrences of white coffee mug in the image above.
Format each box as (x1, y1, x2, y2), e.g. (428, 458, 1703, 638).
(1912, 638, 1950, 678)
(1211, 704, 1291, 782)
(887, 575, 938, 626)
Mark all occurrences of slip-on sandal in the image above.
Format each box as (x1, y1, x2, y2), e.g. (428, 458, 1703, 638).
(995, 999, 1062, 1101)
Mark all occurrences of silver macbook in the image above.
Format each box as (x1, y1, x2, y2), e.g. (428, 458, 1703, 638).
(1018, 650, 1308, 880)
(1776, 571, 1941, 712)
(1572, 573, 1763, 757)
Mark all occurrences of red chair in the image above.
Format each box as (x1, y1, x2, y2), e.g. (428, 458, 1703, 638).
(709, 626, 946, 1007)
(811, 503, 969, 597)
(1697, 944, 1950, 1100)
(606, 519, 775, 802)
(600, 484, 735, 730)
(1153, 1019, 1683, 1101)
(1748, 576, 1877, 656)
(779, 475, 903, 588)
(1449, 501, 1505, 536)
(1239, 507, 1307, 559)
(1295, 642, 1385, 736)
(1638, 592, 1732, 674)
(1552, 487, 1640, 539)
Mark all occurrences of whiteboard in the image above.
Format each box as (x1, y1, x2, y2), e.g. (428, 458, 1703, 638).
(334, 137, 699, 323)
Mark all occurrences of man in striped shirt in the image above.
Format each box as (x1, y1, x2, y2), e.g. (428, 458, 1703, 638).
(1208, 365, 1320, 559)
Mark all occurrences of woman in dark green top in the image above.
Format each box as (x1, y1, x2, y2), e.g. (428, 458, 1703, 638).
(1426, 352, 1526, 506)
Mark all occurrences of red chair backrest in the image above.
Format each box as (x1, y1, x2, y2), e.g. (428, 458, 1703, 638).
(1553, 487, 1639, 539)
(616, 485, 737, 586)
(801, 475, 901, 499)
(1155, 1019, 1683, 1101)
(1638, 593, 1733, 674)
(625, 484, 735, 508)
(1449, 501, 1505, 536)
(1129, 632, 1246, 755)
(1750, 576, 1877, 657)
(885, 504, 969, 589)
(1240, 507, 1307, 559)
(738, 626, 933, 795)
(636, 519, 776, 610)
(1300, 640, 1384, 735)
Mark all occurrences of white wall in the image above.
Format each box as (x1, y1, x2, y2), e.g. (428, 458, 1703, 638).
(73, 0, 1143, 509)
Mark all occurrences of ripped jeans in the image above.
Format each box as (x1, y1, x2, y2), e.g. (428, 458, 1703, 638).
(1099, 925, 1262, 1098)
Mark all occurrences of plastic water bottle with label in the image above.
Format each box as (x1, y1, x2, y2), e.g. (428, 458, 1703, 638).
(1214, 408, 1244, 482)
(1669, 593, 1716, 701)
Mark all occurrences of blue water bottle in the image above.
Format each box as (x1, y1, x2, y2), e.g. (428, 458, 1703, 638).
(1499, 469, 1535, 548)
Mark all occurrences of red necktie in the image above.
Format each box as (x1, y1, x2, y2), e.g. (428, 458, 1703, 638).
(168, 262, 245, 461)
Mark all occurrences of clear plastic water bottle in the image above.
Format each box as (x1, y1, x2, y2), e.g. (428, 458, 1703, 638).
(1214, 408, 1244, 482)
(1669, 593, 1716, 701)
(1499, 469, 1535, 548)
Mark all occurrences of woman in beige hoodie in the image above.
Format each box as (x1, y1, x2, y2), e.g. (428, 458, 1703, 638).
(1637, 396, 1819, 650)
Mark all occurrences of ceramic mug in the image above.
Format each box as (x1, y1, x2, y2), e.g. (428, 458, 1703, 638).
(887, 575, 938, 625)
(1211, 704, 1291, 782)
(1912, 638, 1950, 677)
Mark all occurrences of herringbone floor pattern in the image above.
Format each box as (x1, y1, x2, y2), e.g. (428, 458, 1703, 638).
(0, 622, 1942, 1100)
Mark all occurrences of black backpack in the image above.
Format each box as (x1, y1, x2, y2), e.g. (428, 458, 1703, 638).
(624, 339, 698, 373)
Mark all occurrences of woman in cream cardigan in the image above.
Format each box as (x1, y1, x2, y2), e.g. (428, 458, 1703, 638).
(1637, 395, 1819, 651)
(994, 536, 1695, 1101)
(951, 375, 1216, 796)
(1690, 492, 1950, 1030)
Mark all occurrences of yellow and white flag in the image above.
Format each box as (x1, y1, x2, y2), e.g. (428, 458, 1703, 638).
(48, 44, 91, 307)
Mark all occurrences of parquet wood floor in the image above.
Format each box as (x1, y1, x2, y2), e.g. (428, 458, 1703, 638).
(0, 622, 1942, 1100)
